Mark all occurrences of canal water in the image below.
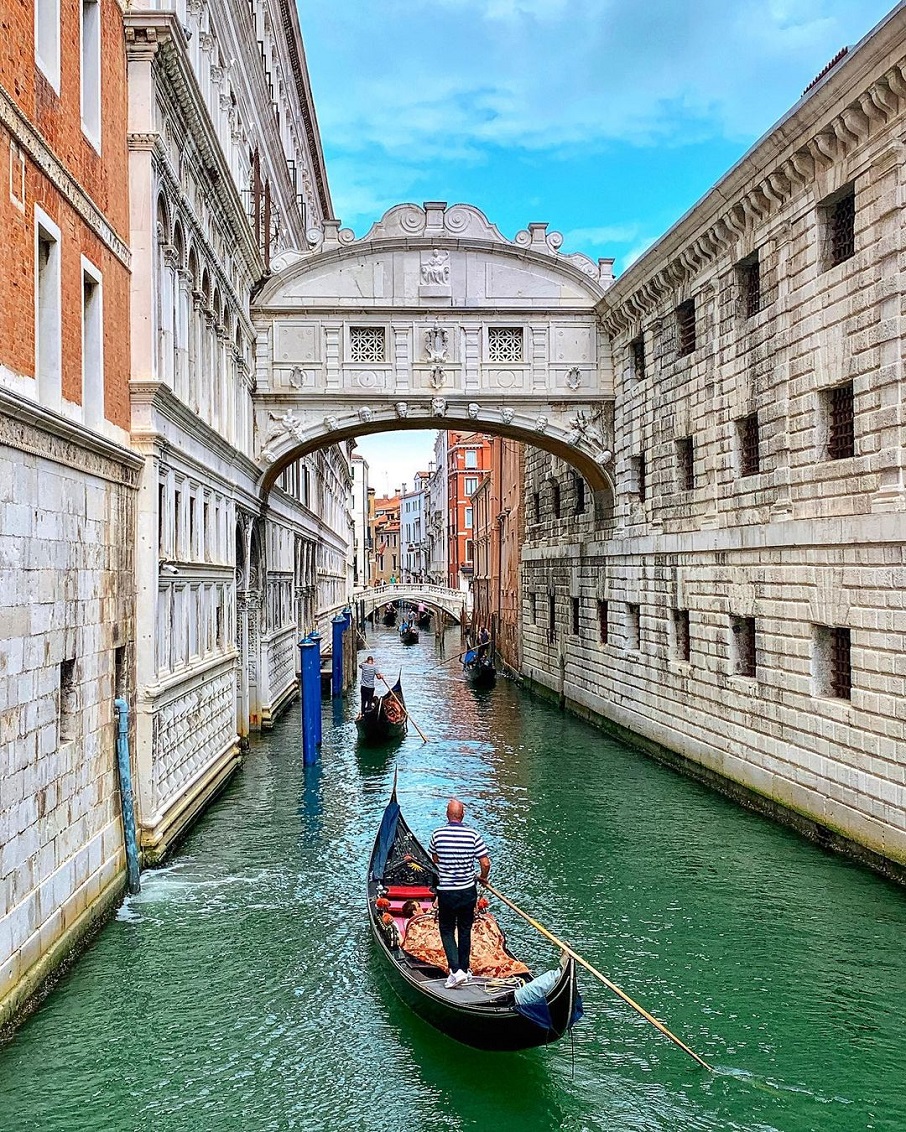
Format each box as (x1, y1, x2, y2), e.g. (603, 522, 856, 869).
(2, 627, 905, 1132)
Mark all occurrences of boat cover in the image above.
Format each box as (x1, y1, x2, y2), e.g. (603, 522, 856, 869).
(371, 801, 400, 881)
(513, 967, 584, 1031)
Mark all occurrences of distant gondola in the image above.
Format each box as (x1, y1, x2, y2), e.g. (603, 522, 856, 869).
(367, 782, 582, 1051)
(399, 619, 420, 645)
(463, 646, 496, 688)
(355, 674, 408, 744)
(381, 603, 397, 626)
(416, 606, 432, 629)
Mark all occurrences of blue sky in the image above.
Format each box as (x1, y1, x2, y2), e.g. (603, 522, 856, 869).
(298, 0, 895, 486)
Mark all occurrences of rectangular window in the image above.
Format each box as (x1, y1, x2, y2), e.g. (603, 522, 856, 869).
(533, 491, 540, 523)
(597, 599, 609, 645)
(573, 474, 585, 515)
(530, 592, 537, 625)
(547, 593, 556, 644)
(677, 436, 694, 491)
(464, 506, 473, 529)
(571, 597, 580, 636)
(825, 381, 855, 460)
(82, 259, 103, 426)
(488, 326, 523, 362)
(349, 326, 385, 362)
(739, 253, 761, 318)
(731, 615, 757, 679)
(551, 481, 561, 519)
(464, 450, 478, 469)
(113, 645, 126, 700)
(632, 453, 646, 502)
(626, 603, 640, 650)
(81, 0, 101, 149)
(738, 413, 760, 477)
(465, 476, 478, 495)
(676, 299, 696, 357)
(35, 0, 61, 91)
(673, 608, 691, 662)
(36, 210, 62, 408)
(59, 658, 76, 743)
(629, 334, 645, 381)
(824, 186, 856, 269)
(813, 625, 851, 699)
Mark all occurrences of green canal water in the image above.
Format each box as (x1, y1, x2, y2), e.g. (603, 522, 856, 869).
(2, 628, 905, 1132)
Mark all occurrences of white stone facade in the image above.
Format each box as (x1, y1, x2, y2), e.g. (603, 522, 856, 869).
(522, 12, 906, 876)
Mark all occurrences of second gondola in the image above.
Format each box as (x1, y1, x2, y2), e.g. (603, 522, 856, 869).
(355, 674, 408, 744)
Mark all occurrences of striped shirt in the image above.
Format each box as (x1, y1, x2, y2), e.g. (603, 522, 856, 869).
(429, 822, 490, 891)
(360, 662, 377, 689)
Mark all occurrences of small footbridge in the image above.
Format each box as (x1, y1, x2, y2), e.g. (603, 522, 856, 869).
(321, 584, 469, 627)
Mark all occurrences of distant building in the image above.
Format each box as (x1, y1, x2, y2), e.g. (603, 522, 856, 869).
(350, 453, 371, 589)
(401, 471, 430, 582)
(371, 494, 401, 584)
(425, 439, 449, 586)
(446, 432, 491, 591)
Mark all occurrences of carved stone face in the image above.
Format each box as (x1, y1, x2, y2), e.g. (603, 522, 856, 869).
(396, 401, 409, 419)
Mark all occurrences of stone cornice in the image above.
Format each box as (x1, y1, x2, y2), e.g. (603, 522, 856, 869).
(275, 0, 332, 221)
(599, 6, 906, 337)
(124, 12, 265, 281)
(0, 386, 142, 486)
(0, 82, 131, 268)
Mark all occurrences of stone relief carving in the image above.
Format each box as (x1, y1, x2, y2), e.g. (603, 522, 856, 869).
(431, 397, 447, 417)
(567, 409, 612, 462)
(356, 371, 379, 389)
(395, 402, 409, 419)
(358, 406, 374, 423)
(424, 325, 448, 362)
(421, 249, 450, 286)
(467, 402, 480, 420)
(260, 410, 306, 463)
(566, 366, 581, 390)
(323, 415, 339, 432)
(430, 366, 445, 389)
(534, 416, 549, 433)
(500, 407, 515, 425)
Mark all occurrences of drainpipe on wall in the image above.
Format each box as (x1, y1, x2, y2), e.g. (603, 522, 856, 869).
(113, 697, 141, 895)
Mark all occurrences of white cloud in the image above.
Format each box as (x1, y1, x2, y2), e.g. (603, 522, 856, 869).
(561, 224, 641, 249)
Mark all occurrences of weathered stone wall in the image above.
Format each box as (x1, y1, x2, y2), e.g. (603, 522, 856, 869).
(522, 15, 906, 875)
(0, 402, 139, 1025)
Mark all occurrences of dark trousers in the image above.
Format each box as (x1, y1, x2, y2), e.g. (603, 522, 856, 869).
(361, 685, 375, 713)
(437, 885, 477, 973)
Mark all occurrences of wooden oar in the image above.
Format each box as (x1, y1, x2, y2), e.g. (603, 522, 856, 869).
(423, 651, 468, 673)
(481, 880, 712, 1071)
(379, 676, 429, 744)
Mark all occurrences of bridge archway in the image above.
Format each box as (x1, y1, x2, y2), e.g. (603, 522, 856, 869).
(250, 201, 616, 512)
(354, 584, 469, 623)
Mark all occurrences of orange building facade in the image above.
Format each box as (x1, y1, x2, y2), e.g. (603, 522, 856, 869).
(446, 431, 491, 590)
(371, 494, 401, 584)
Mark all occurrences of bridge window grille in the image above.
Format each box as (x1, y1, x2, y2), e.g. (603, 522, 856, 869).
(732, 616, 757, 678)
(677, 436, 694, 491)
(739, 413, 760, 477)
(488, 326, 523, 362)
(571, 597, 580, 636)
(349, 326, 385, 362)
(597, 599, 609, 645)
(630, 334, 645, 380)
(825, 381, 855, 460)
(676, 299, 696, 357)
(672, 609, 691, 662)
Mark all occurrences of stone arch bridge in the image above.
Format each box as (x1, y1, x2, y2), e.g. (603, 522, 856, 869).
(250, 201, 616, 511)
(321, 584, 469, 626)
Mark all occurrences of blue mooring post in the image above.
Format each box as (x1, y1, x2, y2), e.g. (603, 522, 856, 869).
(113, 698, 141, 894)
(309, 631, 323, 747)
(299, 638, 319, 765)
(331, 614, 347, 698)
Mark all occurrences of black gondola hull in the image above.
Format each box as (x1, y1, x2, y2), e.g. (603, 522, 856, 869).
(464, 660, 496, 688)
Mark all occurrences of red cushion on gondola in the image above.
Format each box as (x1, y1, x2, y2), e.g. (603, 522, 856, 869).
(385, 885, 435, 899)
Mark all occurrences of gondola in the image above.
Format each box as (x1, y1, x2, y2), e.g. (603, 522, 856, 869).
(367, 784, 582, 1051)
(463, 647, 496, 688)
(416, 609, 432, 629)
(381, 603, 398, 626)
(399, 620, 420, 645)
(355, 674, 408, 744)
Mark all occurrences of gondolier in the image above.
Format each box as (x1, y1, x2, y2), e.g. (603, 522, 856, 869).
(429, 799, 491, 989)
(359, 656, 383, 715)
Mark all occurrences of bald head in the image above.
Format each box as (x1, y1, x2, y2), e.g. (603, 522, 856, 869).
(446, 798, 465, 822)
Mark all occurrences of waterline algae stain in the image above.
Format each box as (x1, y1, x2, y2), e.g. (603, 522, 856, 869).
(0, 629, 904, 1131)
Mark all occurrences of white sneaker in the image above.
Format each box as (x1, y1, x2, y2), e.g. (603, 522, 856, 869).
(444, 972, 458, 989)
(453, 969, 469, 986)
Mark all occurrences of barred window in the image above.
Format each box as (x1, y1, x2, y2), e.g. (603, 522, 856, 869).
(349, 326, 385, 362)
(597, 599, 609, 645)
(739, 413, 760, 477)
(551, 481, 561, 519)
(677, 436, 694, 491)
(739, 254, 761, 318)
(547, 593, 556, 645)
(574, 473, 586, 515)
(814, 624, 851, 699)
(826, 382, 855, 460)
(630, 334, 645, 380)
(676, 299, 696, 357)
(731, 616, 757, 679)
(673, 608, 691, 662)
(632, 453, 647, 502)
(488, 326, 523, 362)
(571, 597, 580, 636)
(626, 603, 640, 650)
(533, 491, 541, 523)
(530, 592, 537, 624)
(828, 189, 855, 268)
